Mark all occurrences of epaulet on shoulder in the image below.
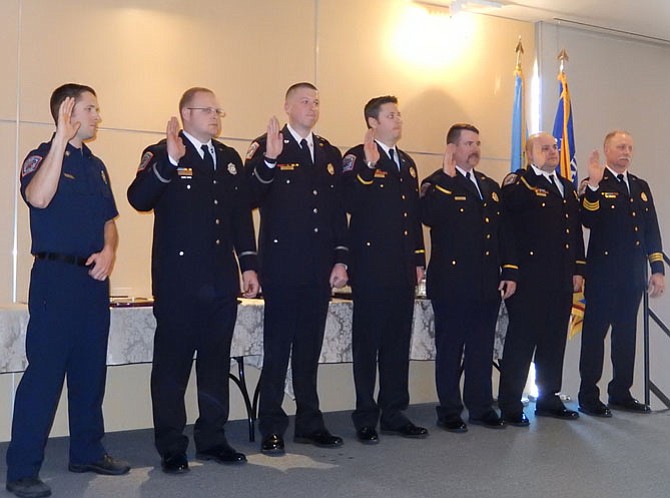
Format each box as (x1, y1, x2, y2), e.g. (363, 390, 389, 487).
(502, 172, 519, 187)
(314, 134, 331, 146)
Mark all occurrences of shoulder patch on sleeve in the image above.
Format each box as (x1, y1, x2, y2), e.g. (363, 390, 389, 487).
(342, 154, 356, 173)
(420, 182, 432, 198)
(502, 172, 518, 187)
(21, 155, 43, 177)
(578, 178, 589, 196)
(246, 141, 260, 161)
(137, 151, 154, 172)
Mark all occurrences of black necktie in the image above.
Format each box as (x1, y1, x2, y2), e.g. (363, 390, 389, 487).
(617, 173, 629, 196)
(389, 148, 398, 170)
(201, 144, 215, 170)
(548, 174, 563, 197)
(467, 171, 482, 199)
(300, 138, 313, 166)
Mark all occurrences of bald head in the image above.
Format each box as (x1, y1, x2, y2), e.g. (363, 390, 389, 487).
(527, 132, 559, 172)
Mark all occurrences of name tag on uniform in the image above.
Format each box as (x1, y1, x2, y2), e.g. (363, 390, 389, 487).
(603, 192, 618, 198)
(177, 167, 192, 178)
(454, 195, 467, 201)
(279, 163, 299, 171)
(374, 170, 387, 179)
(534, 188, 548, 197)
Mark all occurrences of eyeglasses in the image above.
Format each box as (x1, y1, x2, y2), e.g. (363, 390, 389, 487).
(187, 107, 226, 117)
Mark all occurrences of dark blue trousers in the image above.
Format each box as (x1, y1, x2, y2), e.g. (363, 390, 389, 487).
(6, 260, 109, 481)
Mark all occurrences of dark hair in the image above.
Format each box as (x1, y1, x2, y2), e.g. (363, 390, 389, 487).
(364, 95, 398, 128)
(446, 123, 479, 144)
(178, 87, 214, 114)
(285, 82, 318, 99)
(49, 83, 96, 124)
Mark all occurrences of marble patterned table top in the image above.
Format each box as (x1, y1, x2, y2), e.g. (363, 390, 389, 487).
(0, 299, 508, 374)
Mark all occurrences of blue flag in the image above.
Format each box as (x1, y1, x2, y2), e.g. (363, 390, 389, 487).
(510, 68, 525, 171)
(552, 71, 578, 186)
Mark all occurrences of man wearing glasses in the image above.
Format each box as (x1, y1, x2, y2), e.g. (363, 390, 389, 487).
(128, 87, 259, 474)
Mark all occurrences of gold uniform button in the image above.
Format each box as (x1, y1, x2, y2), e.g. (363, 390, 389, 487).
(486, 234, 491, 239)
(213, 180, 217, 185)
(604, 251, 609, 256)
(634, 226, 638, 232)
(565, 244, 570, 249)
(632, 212, 637, 217)
(611, 205, 615, 209)
(403, 213, 408, 218)
(215, 219, 220, 225)
(452, 260, 457, 266)
(565, 228, 570, 234)
(216, 240, 220, 245)
(541, 202, 546, 207)
(314, 228, 319, 233)
(484, 217, 490, 223)
(313, 190, 318, 195)
(366, 241, 371, 247)
(485, 251, 490, 256)
(286, 179, 291, 184)
(636, 241, 641, 246)
(178, 251, 184, 256)
(459, 208, 464, 213)
(401, 195, 406, 200)
(403, 230, 408, 236)
(313, 208, 318, 214)
(214, 199, 218, 205)
(529, 251, 534, 256)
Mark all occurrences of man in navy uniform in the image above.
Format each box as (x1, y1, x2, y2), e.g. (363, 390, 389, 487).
(497, 132, 585, 427)
(578, 130, 664, 417)
(245, 82, 348, 455)
(6, 84, 129, 498)
(421, 123, 517, 433)
(342, 95, 428, 444)
(128, 87, 259, 473)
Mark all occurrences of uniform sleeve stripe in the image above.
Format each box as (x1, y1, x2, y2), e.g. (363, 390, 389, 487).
(576, 260, 586, 265)
(415, 249, 426, 254)
(253, 167, 274, 184)
(582, 199, 600, 211)
(238, 251, 257, 257)
(435, 185, 452, 195)
(356, 174, 374, 185)
(502, 264, 519, 270)
(334, 246, 349, 252)
(649, 253, 664, 263)
(152, 164, 171, 184)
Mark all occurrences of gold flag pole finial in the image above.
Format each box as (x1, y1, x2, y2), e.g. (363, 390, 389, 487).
(557, 48, 569, 73)
(515, 37, 524, 70)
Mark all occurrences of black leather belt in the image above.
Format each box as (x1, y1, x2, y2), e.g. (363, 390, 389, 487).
(35, 252, 89, 267)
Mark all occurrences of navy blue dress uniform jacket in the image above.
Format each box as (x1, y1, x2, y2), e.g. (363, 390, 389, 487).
(244, 126, 349, 286)
(580, 170, 665, 290)
(127, 133, 258, 300)
(342, 144, 426, 288)
(502, 168, 586, 290)
(421, 169, 518, 300)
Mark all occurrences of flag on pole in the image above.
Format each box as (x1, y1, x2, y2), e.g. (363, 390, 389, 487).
(510, 40, 526, 171)
(552, 68, 578, 186)
(568, 290, 585, 339)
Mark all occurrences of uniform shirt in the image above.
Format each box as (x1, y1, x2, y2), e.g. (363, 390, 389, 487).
(501, 167, 585, 292)
(420, 168, 517, 301)
(245, 124, 348, 287)
(20, 138, 118, 258)
(127, 133, 257, 300)
(342, 143, 425, 289)
(580, 168, 664, 290)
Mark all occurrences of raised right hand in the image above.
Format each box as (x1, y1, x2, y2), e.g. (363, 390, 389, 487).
(166, 117, 186, 162)
(363, 128, 380, 166)
(587, 149, 604, 187)
(265, 116, 283, 159)
(55, 97, 81, 143)
(442, 143, 457, 177)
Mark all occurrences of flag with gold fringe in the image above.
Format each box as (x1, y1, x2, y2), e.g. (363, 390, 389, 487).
(568, 290, 585, 338)
(552, 52, 578, 186)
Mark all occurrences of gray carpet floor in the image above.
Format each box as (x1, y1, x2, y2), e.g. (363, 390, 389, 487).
(2, 402, 669, 498)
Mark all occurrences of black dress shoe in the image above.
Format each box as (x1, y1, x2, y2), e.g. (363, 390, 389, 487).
(68, 454, 130, 475)
(380, 422, 429, 438)
(160, 453, 189, 474)
(196, 443, 247, 464)
(6, 477, 52, 498)
(356, 427, 379, 444)
(437, 417, 468, 433)
(535, 406, 579, 420)
(294, 430, 343, 448)
(469, 411, 506, 429)
(501, 412, 530, 427)
(261, 434, 285, 456)
(608, 398, 651, 413)
(578, 402, 612, 418)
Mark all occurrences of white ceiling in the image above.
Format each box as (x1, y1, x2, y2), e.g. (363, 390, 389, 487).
(454, 0, 670, 43)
